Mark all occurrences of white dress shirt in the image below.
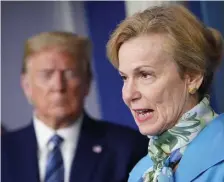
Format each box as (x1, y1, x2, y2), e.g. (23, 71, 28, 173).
(33, 115, 83, 182)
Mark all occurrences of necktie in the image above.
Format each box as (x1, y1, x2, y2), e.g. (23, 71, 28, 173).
(45, 134, 64, 182)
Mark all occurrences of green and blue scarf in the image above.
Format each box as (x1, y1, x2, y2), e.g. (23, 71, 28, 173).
(143, 97, 218, 182)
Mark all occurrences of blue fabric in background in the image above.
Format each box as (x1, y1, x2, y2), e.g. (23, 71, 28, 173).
(188, 1, 224, 114)
(84, 1, 138, 129)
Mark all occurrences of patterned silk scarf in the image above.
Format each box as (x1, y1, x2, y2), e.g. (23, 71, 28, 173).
(143, 97, 218, 182)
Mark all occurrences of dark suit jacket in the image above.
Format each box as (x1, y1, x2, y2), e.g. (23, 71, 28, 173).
(2, 114, 148, 182)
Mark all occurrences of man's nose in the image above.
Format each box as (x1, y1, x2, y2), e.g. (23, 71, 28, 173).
(51, 72, 66, 92)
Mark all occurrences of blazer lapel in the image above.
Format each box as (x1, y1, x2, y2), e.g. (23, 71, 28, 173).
(175, 114, 224, 181)
(13, 123, 39, 182)
(69, 114, 106, 182)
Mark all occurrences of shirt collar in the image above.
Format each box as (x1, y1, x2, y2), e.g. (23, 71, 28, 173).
(33, 114, 83, 150)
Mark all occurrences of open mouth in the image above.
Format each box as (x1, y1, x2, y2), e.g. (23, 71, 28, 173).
(133, 109, 154, 123)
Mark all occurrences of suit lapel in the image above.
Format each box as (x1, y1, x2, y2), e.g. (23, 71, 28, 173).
(14, 123, 40, 182)
(175, 114, 224, 181)
(69, 114, 106, 182)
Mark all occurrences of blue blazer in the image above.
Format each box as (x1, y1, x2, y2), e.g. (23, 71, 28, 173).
(128, 114, 224, 182)
(2, 113, 148, 182)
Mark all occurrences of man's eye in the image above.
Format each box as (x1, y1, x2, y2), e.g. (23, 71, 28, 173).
(40, 71, 52, 79)
(64, 70, 77, 79)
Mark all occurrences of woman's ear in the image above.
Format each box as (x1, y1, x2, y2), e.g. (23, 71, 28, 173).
(185, 73, 204, 94)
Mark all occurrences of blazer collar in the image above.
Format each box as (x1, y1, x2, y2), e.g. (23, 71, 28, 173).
(175, 114, 224, 181)
(13, 123, 40, 182)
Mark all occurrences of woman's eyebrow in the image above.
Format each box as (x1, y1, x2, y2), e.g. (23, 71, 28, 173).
(118, 65, 154, 75)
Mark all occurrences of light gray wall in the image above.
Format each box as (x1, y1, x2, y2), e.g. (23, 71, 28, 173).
(1, 1, 101, 131)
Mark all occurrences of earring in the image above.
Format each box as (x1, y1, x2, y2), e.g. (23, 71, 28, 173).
(189, 88, 197, 94)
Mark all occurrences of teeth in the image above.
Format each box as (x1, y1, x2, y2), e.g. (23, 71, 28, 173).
(139, 112, 148, 116)
(138, 112, 150, 119)
(134, 109, 153, 121)
(136, 109, 149, 114)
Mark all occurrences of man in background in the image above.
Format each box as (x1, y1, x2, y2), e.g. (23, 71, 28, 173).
(1, 31, 148, 182)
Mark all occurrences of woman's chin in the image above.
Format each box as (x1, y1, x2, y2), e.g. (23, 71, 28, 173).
(138, 124, 162, 136)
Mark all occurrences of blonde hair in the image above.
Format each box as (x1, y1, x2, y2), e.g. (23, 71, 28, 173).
(22, 31, 92, 79)
(107, 5, 223, 98)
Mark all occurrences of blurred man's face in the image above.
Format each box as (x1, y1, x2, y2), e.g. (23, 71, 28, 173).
(21, 47, 90, 129)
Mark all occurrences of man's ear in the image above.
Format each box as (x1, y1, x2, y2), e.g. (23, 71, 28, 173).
(84, 77, 91, 97)
(185, 72, 204, 94)
(21, 74, 33, 105)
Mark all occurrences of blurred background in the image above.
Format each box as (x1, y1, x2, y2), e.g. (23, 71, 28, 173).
(1, 1, 224, 131)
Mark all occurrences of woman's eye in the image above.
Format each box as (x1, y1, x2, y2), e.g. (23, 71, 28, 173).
(140, 71, 152, 79)
(120, 75, 127, 81)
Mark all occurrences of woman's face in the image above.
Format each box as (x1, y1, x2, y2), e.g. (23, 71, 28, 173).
(118, 34, 198, 136)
